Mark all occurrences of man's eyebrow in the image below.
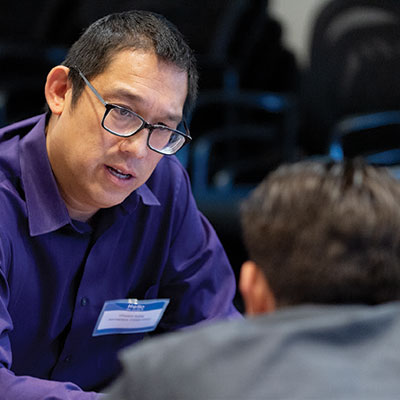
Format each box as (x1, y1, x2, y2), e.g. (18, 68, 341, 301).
(105, 88, 183, 123)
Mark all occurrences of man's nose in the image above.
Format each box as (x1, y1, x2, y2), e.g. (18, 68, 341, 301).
(119, 129, 149, 158)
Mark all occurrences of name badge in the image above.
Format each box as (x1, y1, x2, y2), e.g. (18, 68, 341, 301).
(93, 298, 169, 336)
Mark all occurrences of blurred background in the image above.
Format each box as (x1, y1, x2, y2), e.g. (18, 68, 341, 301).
(1, 0, 400, 311)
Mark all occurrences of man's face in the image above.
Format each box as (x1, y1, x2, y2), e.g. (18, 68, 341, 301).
(46, 50, 188, 221)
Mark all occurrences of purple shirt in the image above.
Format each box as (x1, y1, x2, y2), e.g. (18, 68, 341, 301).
(0, 114, 239, 399)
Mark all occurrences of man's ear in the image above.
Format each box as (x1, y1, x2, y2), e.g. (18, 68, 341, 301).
(239, 260, 276, 315)
(44, 66, 71, 115)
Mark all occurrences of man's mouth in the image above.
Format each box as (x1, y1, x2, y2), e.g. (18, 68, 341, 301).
(107, 166, 133, 180)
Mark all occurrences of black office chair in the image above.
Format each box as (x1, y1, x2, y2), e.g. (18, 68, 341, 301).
(301, 0, 400, 155)
(188, 89, 298, 311)
(190, 90, 298, 236)
(328, 110, 400, 179)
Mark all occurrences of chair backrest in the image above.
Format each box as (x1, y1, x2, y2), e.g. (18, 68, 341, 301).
(329, 110, 400, 165)
(190, 90, 298, 232)
(303, 0, 400, 154)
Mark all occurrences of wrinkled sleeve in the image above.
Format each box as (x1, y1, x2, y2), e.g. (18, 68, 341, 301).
(0, 233, 102, 400)
(155, 161, 242, 332)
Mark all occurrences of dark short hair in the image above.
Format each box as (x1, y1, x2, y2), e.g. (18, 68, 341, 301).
(61, 10, 198, 119)
(241, 159, 400, 307)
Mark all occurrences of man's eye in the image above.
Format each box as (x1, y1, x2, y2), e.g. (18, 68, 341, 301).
(117, 108, 132, 117)
(156, 122, 173, 129)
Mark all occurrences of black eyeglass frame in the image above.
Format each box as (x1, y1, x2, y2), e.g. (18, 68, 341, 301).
(71, 67, 192, 155)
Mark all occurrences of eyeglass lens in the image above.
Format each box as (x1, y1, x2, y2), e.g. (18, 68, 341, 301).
(104, 107, 185, 154)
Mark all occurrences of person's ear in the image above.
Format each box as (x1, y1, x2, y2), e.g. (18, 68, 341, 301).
(44, 66, 71, 115)
(239, 260, 276, 315)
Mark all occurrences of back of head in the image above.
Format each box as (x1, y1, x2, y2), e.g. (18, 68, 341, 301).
(62, 10, 198, 118)
(241, 160, 400, 307)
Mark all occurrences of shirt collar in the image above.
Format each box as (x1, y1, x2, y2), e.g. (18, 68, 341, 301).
(121, 183, 160, 213)
(20, 114, 160, 236)
(20, 114, 71, 236)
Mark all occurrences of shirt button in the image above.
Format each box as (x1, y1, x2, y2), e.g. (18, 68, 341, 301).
(64, 355, 72, 363)
(81, 297, 89, 306)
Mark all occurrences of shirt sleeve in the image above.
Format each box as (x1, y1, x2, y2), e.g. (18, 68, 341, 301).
(153, 160, 242, 332)
(0, 235, 102, 400)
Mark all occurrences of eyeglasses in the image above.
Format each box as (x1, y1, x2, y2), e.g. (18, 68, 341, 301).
(72, 67, 192, 155)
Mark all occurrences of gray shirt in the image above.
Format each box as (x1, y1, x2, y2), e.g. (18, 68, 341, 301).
(105, 302, 400, 399)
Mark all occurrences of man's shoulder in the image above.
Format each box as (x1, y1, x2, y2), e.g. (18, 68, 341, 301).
(146, 155, 189, 195)
(0, 114, 45, 175)
(121, 316, 248, 366)
(0, 164, 25, 225)
(108, 317, 256, 399)
(152, 155, 187, 178)
(0, 116, 45, 217)
(119, 302, 400, 371)
(109, 304, 400, 400)
(0, 115, 44, 142)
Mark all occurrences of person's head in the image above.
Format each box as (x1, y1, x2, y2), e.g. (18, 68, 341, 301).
(44, 10, 197, 222)
(239, 160, 400, 314)
(62, 10, 198, 118)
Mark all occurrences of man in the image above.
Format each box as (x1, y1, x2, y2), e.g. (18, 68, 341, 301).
(0, 10, 239, 399)
(105, 160, 400, 400)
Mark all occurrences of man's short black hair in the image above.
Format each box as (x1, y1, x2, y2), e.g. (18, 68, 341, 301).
(62, 10, 198, 119)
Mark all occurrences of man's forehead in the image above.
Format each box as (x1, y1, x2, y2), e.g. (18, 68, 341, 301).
(94, 50, 187, 122)
(105, 48, 187, 76)
(100, 49, 187, 90)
